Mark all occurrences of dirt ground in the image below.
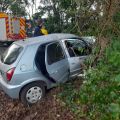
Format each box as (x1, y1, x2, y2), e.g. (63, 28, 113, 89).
(0, 47, 75, 120)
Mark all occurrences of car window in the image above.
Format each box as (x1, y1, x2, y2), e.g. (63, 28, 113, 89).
(1, 44, 23, 65)
(47, 42, 65, 65)
(65, 39, 89, 57)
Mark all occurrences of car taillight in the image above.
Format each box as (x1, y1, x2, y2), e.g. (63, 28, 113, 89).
(6, 68, 15, 81)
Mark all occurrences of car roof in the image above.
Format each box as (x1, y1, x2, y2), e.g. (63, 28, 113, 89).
(15, 33, 80, 47)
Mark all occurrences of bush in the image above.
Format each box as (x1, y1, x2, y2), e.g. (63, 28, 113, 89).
(59, 37, 120, 120)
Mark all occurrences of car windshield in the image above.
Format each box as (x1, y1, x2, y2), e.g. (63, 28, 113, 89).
(1, 44, 23, 65)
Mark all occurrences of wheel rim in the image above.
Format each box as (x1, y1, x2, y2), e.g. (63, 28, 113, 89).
(26, 86, 42, 104)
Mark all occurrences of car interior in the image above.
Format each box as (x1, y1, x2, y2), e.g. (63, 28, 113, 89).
(65, 40, 91, 57)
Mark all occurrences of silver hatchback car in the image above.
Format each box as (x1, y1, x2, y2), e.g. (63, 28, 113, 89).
(0, 33, 92, 105)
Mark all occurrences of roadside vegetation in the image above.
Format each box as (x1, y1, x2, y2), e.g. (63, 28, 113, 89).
(58, 1, 120, 120)
(59, 36, 120, 120)
(0, 0, 120, 119)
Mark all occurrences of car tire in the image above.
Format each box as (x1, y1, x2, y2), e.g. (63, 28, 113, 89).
(20, 82, 45, 106)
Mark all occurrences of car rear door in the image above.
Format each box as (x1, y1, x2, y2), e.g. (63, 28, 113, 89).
(45, 41, 69, 83)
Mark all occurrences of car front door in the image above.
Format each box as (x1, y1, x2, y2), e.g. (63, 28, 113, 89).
(63, 39, 90, 77)
(45, 42, 69, 83)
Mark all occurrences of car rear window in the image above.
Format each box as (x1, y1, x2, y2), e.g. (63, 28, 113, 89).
(1, 44, 23, 65)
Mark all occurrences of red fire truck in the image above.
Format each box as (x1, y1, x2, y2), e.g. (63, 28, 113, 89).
(0, 12, 26, 46)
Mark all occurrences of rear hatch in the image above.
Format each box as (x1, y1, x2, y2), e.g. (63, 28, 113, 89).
(0, 43, 23, 82)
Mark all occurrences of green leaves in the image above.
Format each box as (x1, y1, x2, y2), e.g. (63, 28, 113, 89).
(10, 2, 27, 17)
(109, 103, 120, 119)
(59, 36, 120, 120)
(114, 74, 120, 86)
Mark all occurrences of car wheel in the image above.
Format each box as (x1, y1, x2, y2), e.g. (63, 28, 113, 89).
(20, 82, 45, 106)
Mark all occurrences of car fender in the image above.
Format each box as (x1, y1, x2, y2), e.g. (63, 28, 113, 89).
(20, 77, 51, 90)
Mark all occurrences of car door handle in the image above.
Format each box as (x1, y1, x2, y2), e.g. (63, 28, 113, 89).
(71, 62, 75, 65)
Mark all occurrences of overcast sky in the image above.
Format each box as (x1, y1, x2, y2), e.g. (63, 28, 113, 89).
(26, 0, 39, 16)
(26, 0, 47, 18)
